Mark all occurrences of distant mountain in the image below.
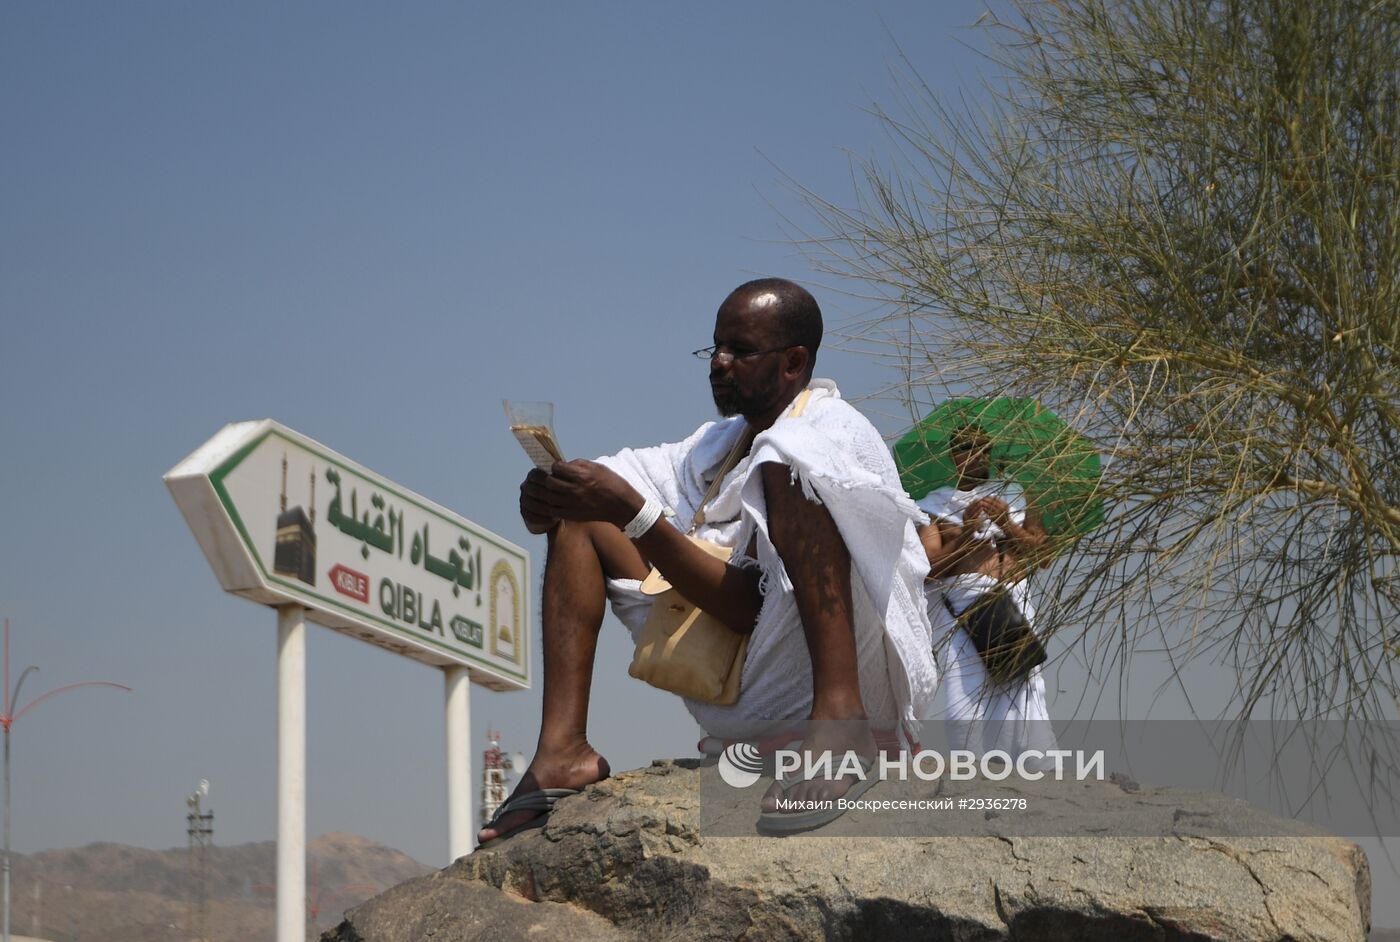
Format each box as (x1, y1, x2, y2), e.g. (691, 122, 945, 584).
(7, 832, 431, 942)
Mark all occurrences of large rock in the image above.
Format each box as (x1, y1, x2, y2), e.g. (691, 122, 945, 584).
(326, 760, 1370, 942)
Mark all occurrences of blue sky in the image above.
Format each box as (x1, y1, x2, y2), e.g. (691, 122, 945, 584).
(3, 0, 1394, 926)
(0, 0, 992, 863)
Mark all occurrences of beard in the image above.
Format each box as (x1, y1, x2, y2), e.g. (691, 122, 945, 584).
(711, 372, 780, 419)
(711, 382, 743, 417)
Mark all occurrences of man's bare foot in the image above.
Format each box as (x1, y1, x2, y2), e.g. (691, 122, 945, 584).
(760, 717, 877, 813)
(477, 741, 610, 844)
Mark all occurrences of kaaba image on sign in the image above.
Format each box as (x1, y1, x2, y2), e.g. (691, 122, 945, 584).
(273, 455, 317, 586)
(274, 505, 316, 586)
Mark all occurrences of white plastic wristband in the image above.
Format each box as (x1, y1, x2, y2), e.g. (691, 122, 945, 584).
(622, 496, 665, 540)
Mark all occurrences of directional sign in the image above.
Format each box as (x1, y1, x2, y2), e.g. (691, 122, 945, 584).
(165, 420, 529, 690)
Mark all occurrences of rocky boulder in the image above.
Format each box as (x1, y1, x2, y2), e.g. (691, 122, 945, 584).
(326, 760, 1370, 941)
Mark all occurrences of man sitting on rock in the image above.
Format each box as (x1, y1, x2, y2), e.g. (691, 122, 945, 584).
(479, 278, 936, 841)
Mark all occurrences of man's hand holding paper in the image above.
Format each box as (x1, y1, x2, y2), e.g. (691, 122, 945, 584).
(521, 460, 645, 529)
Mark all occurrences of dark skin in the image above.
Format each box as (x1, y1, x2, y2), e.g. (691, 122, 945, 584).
(480, 285, 874, 842)
(918, 436, 1049, 582)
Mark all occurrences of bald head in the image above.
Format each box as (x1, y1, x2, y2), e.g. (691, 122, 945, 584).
(720, 278, 822, 380)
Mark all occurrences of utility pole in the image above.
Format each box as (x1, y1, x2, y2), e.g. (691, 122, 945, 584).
(1, 618, 130, 942)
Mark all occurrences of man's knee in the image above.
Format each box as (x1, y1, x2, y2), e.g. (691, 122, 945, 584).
(546, 520, 648, 582)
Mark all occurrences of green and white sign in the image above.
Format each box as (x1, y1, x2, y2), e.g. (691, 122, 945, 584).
(165, 420, 530, 690)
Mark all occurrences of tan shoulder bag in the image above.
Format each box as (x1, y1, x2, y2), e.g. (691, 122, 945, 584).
(627, 390, 811, 704)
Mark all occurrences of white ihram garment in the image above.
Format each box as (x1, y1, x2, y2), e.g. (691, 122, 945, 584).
(918, 483, 1059, 763)
(597, 380, 937, 747)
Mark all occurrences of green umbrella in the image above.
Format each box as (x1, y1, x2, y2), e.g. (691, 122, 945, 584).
(894, 397, 1105, 537)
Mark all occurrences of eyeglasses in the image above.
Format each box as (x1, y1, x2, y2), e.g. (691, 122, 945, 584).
(691, 344, 795, 364)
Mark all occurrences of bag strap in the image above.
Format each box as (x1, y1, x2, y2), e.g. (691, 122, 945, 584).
(788, 387, 813, 418)
(690, 427, 752, 534)
(689, 387, 814, 535)
(940, 594, 960, 620)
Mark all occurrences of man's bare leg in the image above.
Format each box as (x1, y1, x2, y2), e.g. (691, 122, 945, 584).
(477, 520, 649, 842)
(760, 462, 878, 810)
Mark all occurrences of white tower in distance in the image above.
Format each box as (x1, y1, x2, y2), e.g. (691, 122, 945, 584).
(479, 730, 513, 826)
(185, 779, 213, 942)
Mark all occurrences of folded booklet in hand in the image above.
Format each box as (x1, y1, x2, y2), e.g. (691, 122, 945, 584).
(504, 400, 565, 471)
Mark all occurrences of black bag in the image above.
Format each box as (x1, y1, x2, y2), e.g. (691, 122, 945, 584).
(942, 589, 1047, 685)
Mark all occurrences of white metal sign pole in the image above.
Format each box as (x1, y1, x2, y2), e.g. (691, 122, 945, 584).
(277, 605, 307, 942)
(444, 666, 472, 861)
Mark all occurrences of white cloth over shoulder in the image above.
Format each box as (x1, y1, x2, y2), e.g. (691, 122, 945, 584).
(597, 379, 937, 745)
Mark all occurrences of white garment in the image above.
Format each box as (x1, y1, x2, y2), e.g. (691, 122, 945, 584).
(598, 379, 937, 746)
(918, 480, 1026, 543)
(917, 485, 1059, 762)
